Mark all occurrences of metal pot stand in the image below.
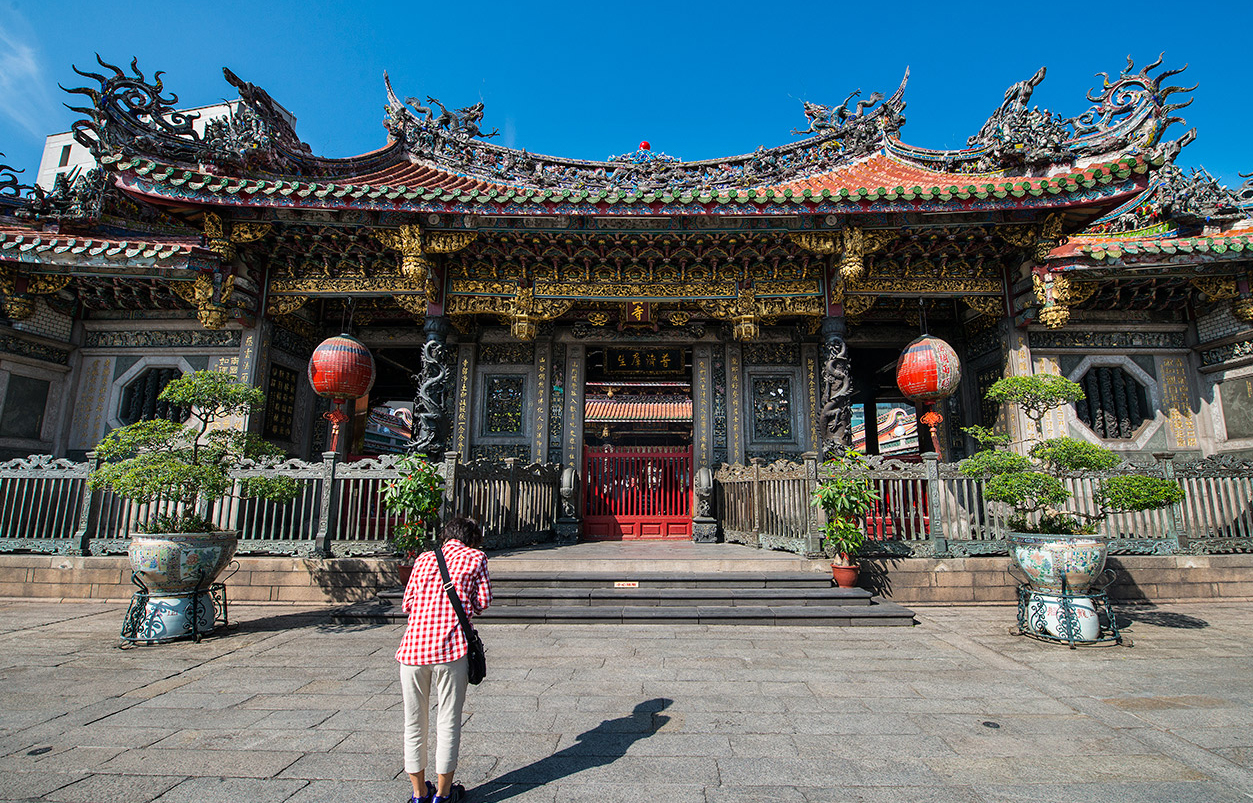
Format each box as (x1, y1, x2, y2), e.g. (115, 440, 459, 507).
(120, 562, 237, 645)
(1010, 567, 1131, 649)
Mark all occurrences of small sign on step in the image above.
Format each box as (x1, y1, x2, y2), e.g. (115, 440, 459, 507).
(614, 581, 639, 588)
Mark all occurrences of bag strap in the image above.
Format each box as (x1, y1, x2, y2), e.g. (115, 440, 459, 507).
(434, 544, 476, 640)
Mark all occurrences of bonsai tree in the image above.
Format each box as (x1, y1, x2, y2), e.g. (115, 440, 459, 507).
(811, 448, 881, 565)
(960, 375, 1183, 535)
(88, 371, 299, 533)
(382, 453, 445, 558)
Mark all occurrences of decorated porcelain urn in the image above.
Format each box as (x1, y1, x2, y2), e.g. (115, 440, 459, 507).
(1007, 532, 1108, 594)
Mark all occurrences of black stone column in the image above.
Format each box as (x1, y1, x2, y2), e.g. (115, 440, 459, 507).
(409, 316, 450, 457)
(819, 316, 854, 459)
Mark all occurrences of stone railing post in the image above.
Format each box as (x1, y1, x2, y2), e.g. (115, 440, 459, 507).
(1153, 452, 1184, 553)
(922, 452, 948, 557)
(313, 451, 340, 557)
(73, 451, 102, 556)
(803, 451, 824, 556)
(503, 457, 519, 535)
(441, 451, 461, 525)
(751, 457, 764, 542)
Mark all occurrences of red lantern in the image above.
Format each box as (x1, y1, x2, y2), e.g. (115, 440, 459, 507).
(896, 334, 961, 403)
(309, 334, 376, 453)
(896, 335, 961, 459)
(309, 334, 376, 402)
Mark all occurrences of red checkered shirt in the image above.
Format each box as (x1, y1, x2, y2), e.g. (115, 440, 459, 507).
(395, 540, 492, 666)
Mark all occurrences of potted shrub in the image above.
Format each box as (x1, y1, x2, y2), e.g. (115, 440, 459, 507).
(811, 448, 881, 588)
(382, 453, 445, 585)
(89, 370, 299, 641)
(960, 374, 1184, 609)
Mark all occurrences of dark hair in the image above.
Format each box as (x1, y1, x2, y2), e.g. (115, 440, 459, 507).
(438, 516, 483, 548)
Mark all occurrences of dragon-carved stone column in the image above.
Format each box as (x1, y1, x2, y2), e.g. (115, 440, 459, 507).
(408, 316, 451, 457)
(819, 316, 854, 459)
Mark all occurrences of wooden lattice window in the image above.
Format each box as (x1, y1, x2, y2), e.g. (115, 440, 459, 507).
(119, 368, 189, 426)
(1074, 366, 1149, 440)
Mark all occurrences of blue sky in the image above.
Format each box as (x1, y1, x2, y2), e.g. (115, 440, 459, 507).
(1, 0, 1250, 186)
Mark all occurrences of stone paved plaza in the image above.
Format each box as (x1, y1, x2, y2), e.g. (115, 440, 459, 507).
(0, 599, 1251, 803)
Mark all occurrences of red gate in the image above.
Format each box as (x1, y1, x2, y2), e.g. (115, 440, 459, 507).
(584, 446, 693, 540)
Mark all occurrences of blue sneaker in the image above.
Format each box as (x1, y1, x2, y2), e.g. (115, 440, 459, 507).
(412, 780, 435, 803)
(431, 784, 464, 803)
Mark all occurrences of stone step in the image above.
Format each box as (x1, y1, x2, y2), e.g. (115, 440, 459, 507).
(488, 586, 872, 607)
(333, 600, 915, 627)
(488, 570, 835, 589)
(486, 557, 831, 574)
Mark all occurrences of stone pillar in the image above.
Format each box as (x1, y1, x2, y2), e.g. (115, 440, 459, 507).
(819, 316, 854, 460)
(726, 342, 745, 465)
(693, 345, 713, 470)
(452, 342, 475, 460)
(411, 316, 450, 457)
(556, 344, 585, 542)
(532, 340, 552, 464)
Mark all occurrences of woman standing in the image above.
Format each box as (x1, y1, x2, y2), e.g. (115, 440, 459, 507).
(396, 517, 492, 803)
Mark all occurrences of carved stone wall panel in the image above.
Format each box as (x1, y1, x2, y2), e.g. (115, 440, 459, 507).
(1159, 355, 1198, 450)
(548, 343, 566, 465)
(68, 355, 114, 452)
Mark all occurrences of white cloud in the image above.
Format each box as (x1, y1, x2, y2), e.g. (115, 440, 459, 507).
(0, 15, 56, 141)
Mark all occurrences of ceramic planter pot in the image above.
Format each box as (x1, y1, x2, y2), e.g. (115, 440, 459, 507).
(128, 531, 238, 593)
(831, 562, 860, 589)
(1007, 532, 1107, 594)
(1026, 591, 1101, 642)
(124, 531, 237, 642)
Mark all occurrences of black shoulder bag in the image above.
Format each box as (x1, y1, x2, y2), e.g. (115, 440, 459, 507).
(433, 546, 486, 685)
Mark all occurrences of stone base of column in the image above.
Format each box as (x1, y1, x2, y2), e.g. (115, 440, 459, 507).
(692, 519, 719, 543)
(554, 519, 581, 545)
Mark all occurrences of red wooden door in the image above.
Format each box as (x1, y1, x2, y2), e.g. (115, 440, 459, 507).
(583, 446, 693, 540)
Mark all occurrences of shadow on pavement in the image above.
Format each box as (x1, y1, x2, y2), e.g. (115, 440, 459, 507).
(470, 698, 673, 802)
(1115, 605, 1209, 630)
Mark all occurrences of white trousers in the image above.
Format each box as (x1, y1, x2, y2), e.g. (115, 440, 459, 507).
(400, 656, 469, 775)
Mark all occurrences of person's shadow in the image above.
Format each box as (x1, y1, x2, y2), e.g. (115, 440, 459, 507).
(469, 698, 672, 801)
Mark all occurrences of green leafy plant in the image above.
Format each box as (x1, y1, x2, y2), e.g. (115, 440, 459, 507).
(811, 448, 881, 565)
(381, 454, 445, 557)
(88, 371, 300, 533)
(961, 375, 1183, 534)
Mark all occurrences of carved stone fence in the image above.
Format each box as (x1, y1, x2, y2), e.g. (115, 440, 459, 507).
(715, 452, 1253, 558)
(0, 452, 562, 557)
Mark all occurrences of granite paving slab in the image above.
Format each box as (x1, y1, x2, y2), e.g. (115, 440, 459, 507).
(0, 599, 1251, 802)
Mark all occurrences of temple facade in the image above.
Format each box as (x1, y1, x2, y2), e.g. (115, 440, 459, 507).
(1, 56, 1251, 541)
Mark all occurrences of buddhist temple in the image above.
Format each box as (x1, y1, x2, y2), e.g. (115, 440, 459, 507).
(1, 54, 1251, 546)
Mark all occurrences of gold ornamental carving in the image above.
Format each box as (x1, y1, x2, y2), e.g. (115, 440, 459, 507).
(1032, 270, 1092, 330)
(394, 294, 428, 317)
(269, 276, 424, 294)
(266, 295, 308, 317)
(1235, 297, 1253, 323)
(0, 269, 73, 321)
(842, 295, 876, 319)
(965, 296, 1004, 317)
(1191, 276, 1240, 301)
(532, 281, 739, 299)
(846, 277, 1003, 295)
(789, 232, 838, 254)
(26, 274, 73, 295)
(424, 232, 478, 253)
(172, 272, 235, 330)
(999, 214, 1067, 263)
(230, 221, 272, 244)
(840, 227, 896, 281)
(373, 224, 434, 300)
(587, 312, 611, 326)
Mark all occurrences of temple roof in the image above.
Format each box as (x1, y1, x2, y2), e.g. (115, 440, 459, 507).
(61, 56, 1200, 218)
(0, 223, 209, 270)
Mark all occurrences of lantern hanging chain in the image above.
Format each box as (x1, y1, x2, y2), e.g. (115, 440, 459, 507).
(341, 297, 357, 334)
(919, 296, 928, 336)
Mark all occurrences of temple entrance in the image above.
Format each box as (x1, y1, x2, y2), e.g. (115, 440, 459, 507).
(581, 346, 693, 540)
